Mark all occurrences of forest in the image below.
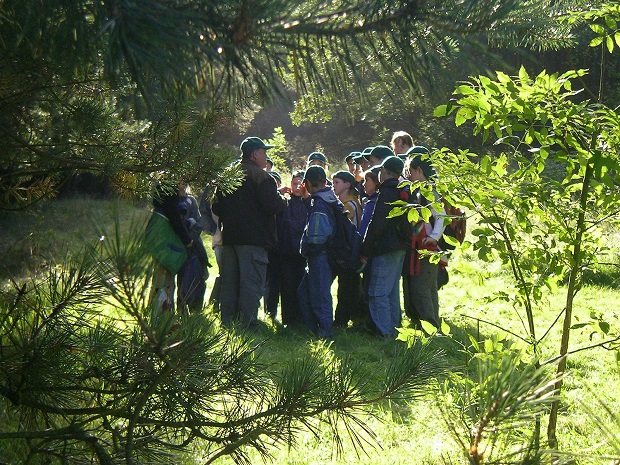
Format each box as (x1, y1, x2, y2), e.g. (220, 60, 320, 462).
(1, 1, 620, 464)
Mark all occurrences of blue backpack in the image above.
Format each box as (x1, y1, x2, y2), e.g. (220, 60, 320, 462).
(327, 207, 365, 274)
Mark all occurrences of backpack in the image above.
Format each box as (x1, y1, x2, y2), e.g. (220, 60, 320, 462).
(327, 207, 365, 274)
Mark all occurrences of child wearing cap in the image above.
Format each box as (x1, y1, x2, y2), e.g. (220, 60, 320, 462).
(331, 170, 363, 329)
(402, 154, 445, 330)
(275, 170, 310, 328)
(359, 156, 409, 338)
(264, 172, 283, 321)
(298, 165, 341, 338)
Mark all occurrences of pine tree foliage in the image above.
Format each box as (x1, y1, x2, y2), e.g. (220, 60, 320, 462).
(0, 0, 585, 207)
(440, 345, 561, 465)
(0, 216, 448, 464)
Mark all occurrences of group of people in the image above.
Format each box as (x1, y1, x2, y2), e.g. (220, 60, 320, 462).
(146, 131, 449, 340)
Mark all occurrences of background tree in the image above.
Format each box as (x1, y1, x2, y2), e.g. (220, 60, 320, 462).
(0, 0, 586, 207)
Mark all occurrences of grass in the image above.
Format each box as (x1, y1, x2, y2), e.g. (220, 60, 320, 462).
(1, 197, 620, 464)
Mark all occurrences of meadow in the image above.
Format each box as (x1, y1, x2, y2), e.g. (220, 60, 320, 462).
(1, 197, 619, 464)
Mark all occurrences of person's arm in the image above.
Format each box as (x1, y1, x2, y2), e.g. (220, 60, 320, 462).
(257, 176, 288, 215)
(360, 194, 388, 257)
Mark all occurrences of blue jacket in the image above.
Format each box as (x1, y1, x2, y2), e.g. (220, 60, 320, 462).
(276, 195, 310, 256)
(301, 187, 341, 258)
(359, 192, 378, 238)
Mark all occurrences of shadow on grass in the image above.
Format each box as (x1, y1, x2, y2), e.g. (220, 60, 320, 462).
(582, 262, 620, 289)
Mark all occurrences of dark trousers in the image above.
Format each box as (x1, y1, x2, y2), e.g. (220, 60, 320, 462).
(279, 254, 306, 327)
(264, 250, 281, 319)
(334, 271, 363, 328)
(220, 244, 268, 330)
(403, 256, 440, 328)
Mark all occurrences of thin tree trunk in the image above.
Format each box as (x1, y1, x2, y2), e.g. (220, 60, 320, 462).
(547, 161, 594, 448)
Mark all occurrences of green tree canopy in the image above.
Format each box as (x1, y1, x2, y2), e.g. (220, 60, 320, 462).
(0, 0, 582, 207)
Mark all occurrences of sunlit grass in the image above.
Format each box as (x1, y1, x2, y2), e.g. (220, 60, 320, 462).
(1, 198, 619, 464)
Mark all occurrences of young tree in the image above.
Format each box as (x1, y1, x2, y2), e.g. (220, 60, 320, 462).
(433, 62, 620, 449)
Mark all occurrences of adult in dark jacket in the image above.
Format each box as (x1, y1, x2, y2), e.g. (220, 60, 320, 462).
(360, 156, 409, 338)
(212, 137, 288, 330)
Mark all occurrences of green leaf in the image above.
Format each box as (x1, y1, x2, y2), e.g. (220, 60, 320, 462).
(615, 31, 620, 48)
(387, 206, 407, 218)
(420, 207, 431, 223)
(607, 35, 614, 53)
(440, 319, 451, 336)
(434, 104, 450, 117)
(455, 85, 476, 95)
(518, 66, 530, 82)
(590, 24, 605, 34)
(468, 334, 480, 351)
(590, 36, 604, 47)
(599, 321, 610, 334)
(605, 16, 617, 30)
(480, 154, 491, 173)
(420, 320, 437, 335)
(455, 107, 473, 127)
(407, 208, 420, 223)
(570, 323, 589, 329)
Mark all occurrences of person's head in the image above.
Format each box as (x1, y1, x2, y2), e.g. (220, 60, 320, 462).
(331, 170, 357, 200)
(302, 165, 327, 194)
(363, 167, 381, 197)
(240, 136, 274, 170)
(178, 179, 190, 196)
(268, 170, 282, 188)
(345, 152, 359, 174)
(360, 146, 374, 168)
(378, 156, 404, 184)
(265, 156, 274, 171)
(390, 131, 414, 155)
(290, 170, 305, 196)
(407, 151, 436, 182)
(368, 145, 395, 167)
(307, 151, 328, 168)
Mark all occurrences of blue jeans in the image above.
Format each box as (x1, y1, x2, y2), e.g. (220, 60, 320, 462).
(298, 253, 334, 338)
(367, 250, 406, 337)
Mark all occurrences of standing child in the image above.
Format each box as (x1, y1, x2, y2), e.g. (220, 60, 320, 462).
(275, 170, 310, 328)
(358, 167, 381, 331)
(177, 181, 210, 313)
(144, 181, 193, 312)
(403, 153, 445, 329)
(359, 156, 409, 338)
(298, 166, 341, 338)
(331, 170, 363, 329)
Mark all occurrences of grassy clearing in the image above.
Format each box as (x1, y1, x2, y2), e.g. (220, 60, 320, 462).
(1, 198, 619, 464)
